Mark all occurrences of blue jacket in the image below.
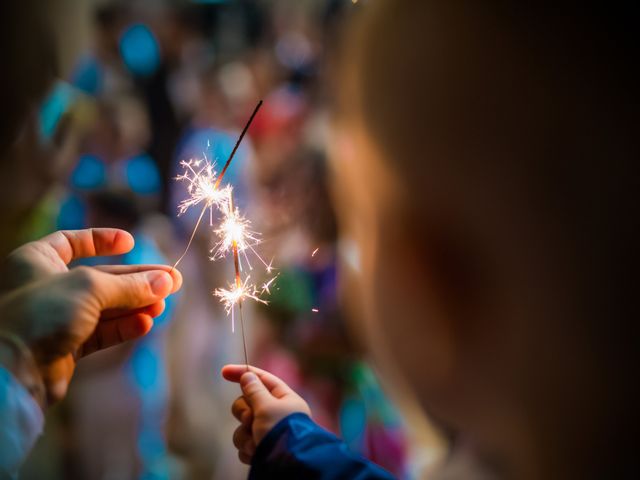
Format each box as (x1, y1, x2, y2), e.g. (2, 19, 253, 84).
(250, 413, 395, 480)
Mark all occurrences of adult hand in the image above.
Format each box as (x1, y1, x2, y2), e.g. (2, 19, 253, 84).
(1, 228, 176, 290)
(222, 365, 311, 465)
(0, 229, 182, 404)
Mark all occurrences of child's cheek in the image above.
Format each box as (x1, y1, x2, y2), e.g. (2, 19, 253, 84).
(338, 127, 416, 347)
(330, 126, 379, 329)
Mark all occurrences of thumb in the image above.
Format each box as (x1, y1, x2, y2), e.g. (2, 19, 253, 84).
(71, 267, 174, 311)
(240, 372, 271, 408)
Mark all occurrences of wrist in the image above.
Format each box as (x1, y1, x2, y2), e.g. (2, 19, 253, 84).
(0, 330, 46, 410)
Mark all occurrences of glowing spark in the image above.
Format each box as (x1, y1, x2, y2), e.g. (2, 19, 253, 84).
(265, 259, 275, 274)
(173, 101, 272, 370)
(171, 158, 233, 270)
(211, 191, 278, 304)
(261, 274, 279, 295)
(210, 190, 275, 276)
(211, 202, 259, 259)
(311, 308, 319, 313)
(172, 100, 263, 269)
(311, 247, 319, 257)
(176, 159, 232, 219)
(214, 276, 267, 316)
(211, 190, 277, 369)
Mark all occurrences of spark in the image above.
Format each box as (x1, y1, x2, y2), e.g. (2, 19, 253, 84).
(212, 190, 277, 368)
(172, 100, 263, 270)
(311, 308, 319, 313)
(175, 159, 231, 219)
(214, 276, 267, 318)
(211, 201, 259, 260)
(210, 189, 275, 275)
(311, 247, 319, 257)
(261, 274, 279, 295)
(172, 158, 232, 269)
(265, 259, 275, 274)
(172, 101, 274, 371)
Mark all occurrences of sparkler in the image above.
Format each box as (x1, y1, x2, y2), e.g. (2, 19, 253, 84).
(211, 191, 274, 273)
(173, 100, 273, 369)
(172, 100, 263, 270)
(212, 190, 276, 368)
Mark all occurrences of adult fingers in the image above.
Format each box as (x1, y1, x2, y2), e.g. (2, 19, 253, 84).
(40, 353, 75, 405)
(231, 396, 253, 427)
(79, 313, 154, 357)
(37, 229, 134, 265)
(2, 229, 135, 290)
(222, 364, 294, 399)
(94, 265, 182, 294)
(71, 267, 173, 311)
(101, 300, 166, 321)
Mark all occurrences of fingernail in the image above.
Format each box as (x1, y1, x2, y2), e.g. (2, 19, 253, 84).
(241, 372, 257, 387)
(51, 380, 68, 402)
(147, 272, 171, 295)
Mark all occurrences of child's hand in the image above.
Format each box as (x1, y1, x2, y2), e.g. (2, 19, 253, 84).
(222, 365, 311, 464)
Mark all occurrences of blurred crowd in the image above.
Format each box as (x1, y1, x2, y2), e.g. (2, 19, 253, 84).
(13, 1, 415, 479)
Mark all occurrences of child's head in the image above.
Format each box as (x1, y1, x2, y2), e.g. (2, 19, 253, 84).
(334, 2, 638, 478)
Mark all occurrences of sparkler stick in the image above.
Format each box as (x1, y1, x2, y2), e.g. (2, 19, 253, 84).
(171, 100, 263, 270)
(230, 194, 250, 369)
(172, 100, 274, 368)
(214, 100, 263, 190)
(213, 188, 276, 368)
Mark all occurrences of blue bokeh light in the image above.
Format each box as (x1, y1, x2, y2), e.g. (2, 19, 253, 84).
(119, 24, 161, 78)
(70, 154, 107, 190)
(125, 154, 162, 195)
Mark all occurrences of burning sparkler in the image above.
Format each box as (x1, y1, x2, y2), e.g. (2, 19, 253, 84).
(172, 100, 273, 368)
(172, 100, 263, 270)
(212, 190, 277, 367)
(210, 190, 274, 272)
(176, 158, 232, 219)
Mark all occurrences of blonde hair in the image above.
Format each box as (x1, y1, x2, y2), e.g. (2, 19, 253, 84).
(340, 3, 640, 475)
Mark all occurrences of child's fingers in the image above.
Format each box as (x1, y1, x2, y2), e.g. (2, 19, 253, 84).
(233, 425, 256, 457)
(222, 364, 259, 382)
(238, 451, 252, 465)
(240, 372, 272, 406)
(222, 364, 295, 399)
(231, 396, 253, 427)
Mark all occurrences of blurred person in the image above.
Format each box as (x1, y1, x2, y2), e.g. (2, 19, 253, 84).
(57, 93, 162, 232)
(124, 3, 190, 214)
(222, 2, 640, 479)
(71, 2, 131, 97)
